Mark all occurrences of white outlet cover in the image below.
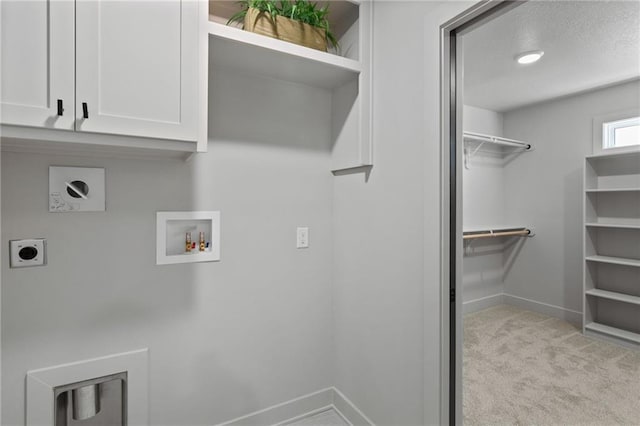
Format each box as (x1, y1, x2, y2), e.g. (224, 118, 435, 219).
(297, 227, 309, 248)
(10, 239, 46, 268)
(49, 166, 105, 212)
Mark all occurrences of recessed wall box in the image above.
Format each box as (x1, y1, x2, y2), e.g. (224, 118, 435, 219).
(156, 211, 221, 265)
(49, 166, 106, 212)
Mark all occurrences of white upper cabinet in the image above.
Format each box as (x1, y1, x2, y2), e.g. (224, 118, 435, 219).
(1, 0, 205, 156)
(75, 0, 199, 141)
(0, 0, 75, 129)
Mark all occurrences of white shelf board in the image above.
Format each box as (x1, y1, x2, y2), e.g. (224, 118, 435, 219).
(585, 188, 640, 193)
(586, 149, 640, 161)
(586, 289, 640, 306)
(208, 21, 361, 89)
(585, 222, 640, 230)
(585, 255, 640, 268)
(585, 322, 640, 345)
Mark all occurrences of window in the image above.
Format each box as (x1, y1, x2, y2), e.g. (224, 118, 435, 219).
(603, 116, 640, 149)
(593, 109, 640, 155)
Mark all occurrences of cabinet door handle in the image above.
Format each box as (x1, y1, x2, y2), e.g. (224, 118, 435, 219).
(82, 102, 89, 119)
(57, 99, 64, 116)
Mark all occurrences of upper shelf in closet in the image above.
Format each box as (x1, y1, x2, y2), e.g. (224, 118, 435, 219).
(585, 149, 640, 191)
(208, 1, 362, 89)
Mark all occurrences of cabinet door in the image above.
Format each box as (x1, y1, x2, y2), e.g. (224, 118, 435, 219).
(75, 0, 198, 141)
(0, 0, 75, 129)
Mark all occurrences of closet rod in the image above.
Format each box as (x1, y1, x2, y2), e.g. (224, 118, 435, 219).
(463, 131, 532, 150)
(463, 228, 532, 240)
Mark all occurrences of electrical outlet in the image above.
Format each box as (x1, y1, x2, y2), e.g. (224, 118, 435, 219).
(10, 239, 46, 268)
(297, 227, 309, 249)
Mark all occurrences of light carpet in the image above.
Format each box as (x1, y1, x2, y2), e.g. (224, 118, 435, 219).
(464, 304, 640, 425)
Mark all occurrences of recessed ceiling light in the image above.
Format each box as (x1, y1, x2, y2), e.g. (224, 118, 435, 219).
(516, 50, 544, 65)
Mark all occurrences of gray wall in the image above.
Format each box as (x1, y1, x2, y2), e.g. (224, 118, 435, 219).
(502, 79, 640, 317)
(1, 68, 334, 425)
(332, 2, 473, 425)
(462, 105, 505, 229)
(462, 106, 506, 307)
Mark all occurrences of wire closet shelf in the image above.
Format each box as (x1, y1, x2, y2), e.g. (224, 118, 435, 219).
(463, 131, 533, 150)
(462, 131, 533, 170)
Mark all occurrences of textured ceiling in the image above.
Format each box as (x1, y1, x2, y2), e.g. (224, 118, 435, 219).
(462, 1, 640, 112)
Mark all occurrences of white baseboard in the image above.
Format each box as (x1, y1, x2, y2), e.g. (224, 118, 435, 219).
(503, 293, 582, 326)
(463, 294, 504, 314)
(217, 387, 374, 426)
(331, 387, 375, 426)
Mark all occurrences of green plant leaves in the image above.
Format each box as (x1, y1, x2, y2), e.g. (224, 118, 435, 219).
(226, 0, 338, 49)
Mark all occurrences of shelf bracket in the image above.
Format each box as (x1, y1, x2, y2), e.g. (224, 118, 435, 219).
(464, 141, 486, 169)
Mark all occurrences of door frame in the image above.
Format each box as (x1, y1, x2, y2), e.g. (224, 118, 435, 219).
(438, 2, 524, 424)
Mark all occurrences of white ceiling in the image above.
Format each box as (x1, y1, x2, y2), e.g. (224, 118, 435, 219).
(462, 0, 640, 112)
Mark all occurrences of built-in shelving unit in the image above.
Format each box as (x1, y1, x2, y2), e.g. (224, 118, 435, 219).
(207, 0, 372, 172)
(583, 150, 640, 348)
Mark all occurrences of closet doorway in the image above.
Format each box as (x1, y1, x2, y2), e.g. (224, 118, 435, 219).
(442, 1, 640, 424)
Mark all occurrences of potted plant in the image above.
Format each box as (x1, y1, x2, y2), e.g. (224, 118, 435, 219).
(227, 0, 338, 52)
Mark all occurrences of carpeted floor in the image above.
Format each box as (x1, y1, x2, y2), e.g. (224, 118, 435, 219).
(464, 304, 640, 425)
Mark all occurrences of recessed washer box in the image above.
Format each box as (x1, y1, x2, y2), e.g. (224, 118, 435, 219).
(156, 211, 221, 265)
(49, 166, 106, 212)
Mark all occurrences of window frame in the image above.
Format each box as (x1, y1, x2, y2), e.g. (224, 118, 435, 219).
(603, 116, 640, 149)
(593, 108, 640, 155)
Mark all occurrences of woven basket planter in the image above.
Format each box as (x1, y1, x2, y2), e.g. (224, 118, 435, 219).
(244, 7, 328, 52)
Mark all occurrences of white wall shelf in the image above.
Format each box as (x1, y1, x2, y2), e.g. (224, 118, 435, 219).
(585, 255, 640, 268)
(207, 0, 372, 173)
(208, 22, 361, 90)
(156, 211, 221, 265)
(586, 149, 640, 160)
(586, 289, 640, 306)
(585, 222, 640, 230)
(585, 322, 640, 346)
(585, 188, 640, 193)
(583, 151, 640, 347)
